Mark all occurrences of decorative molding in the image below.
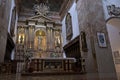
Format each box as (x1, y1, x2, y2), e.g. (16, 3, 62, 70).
(63, 35, 79, 49)
(107, 5, 120, 16)
(63, 36, 80, 58)
(33, 3, 49, 16)
(106, 16, 120, 23)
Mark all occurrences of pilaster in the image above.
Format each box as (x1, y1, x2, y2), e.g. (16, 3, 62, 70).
(76, 0, 117, 79)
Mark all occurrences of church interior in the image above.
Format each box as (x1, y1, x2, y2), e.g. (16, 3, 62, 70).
(0, 0, 120, 80)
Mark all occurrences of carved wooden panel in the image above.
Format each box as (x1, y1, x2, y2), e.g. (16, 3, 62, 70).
(63, 36, 80, 58)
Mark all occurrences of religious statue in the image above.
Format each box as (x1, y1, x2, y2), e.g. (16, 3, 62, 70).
(38, 36, 42, 50)
(20, 35, 23, 44)
(55, 36, 60, 47)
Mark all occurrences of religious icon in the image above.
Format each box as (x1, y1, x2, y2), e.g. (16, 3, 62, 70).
(81, 31, 88, 52)
(55, 36, 60, 47)
(97, 32, 107, 48)
(19, 35, 24, 44)
(65, 13, 73, 40)
(20, 36, 23, 43)
(38, 36, 42, 50)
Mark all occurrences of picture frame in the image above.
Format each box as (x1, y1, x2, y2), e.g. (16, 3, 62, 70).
(97, 32, 107, 48)
(65, 13, 73, 40)
(113, 51, 120, 58)
(80, 31, 88, 52)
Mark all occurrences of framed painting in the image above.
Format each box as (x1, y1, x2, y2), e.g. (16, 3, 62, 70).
(65, 13, 73, 41)
(97, 32, 107, 48)
(80, 31, 88, 52)
(10, 7, 16, 37)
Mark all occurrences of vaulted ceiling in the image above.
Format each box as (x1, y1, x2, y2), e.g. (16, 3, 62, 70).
(19, 0, 64, 12)
(15, 0, 73, 21)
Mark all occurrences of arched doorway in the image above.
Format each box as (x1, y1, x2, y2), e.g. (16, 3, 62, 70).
(106, 18, 120, 77)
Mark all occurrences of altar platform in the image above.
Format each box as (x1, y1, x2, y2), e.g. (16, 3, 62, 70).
(22, 57, 82, 75)
(21, 71, 82, 76)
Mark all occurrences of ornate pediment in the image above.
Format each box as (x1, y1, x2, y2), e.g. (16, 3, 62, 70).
(27, 15, 54, 23)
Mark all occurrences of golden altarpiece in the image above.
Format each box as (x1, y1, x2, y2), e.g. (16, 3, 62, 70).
(15, 14, 75, 72)
(15, 15, 63, 60)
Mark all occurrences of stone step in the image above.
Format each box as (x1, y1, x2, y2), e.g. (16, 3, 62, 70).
(21, 71, 83, 76)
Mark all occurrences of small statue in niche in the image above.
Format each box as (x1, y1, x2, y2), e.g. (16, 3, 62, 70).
(38, 36, 42, 50)
(55, 36, 60, 47)
(20, 35, 23, 44)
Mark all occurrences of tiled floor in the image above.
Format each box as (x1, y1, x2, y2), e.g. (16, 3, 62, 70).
(0, 73, 118, 80)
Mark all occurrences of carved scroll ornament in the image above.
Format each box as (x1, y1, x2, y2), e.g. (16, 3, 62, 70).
(107, 5, 120, 16)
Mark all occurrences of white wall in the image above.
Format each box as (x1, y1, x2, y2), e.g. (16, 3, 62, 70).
(107, 20, 120, 76)
(8, 0, 15, 33)
(8, 0, 18, 42)
(12, 12, 18, 60)
(7, 0, 18, 60)
(62, 2, 79, 46)
(107, 21, 120, 53)
(102, 0, 120, 20)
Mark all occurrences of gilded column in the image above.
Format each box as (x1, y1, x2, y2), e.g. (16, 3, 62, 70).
(50, 27, 53, 51)
(46, 27, 50, 51)
(59, 30, 62, 53)
(28, 26, 34, 49)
